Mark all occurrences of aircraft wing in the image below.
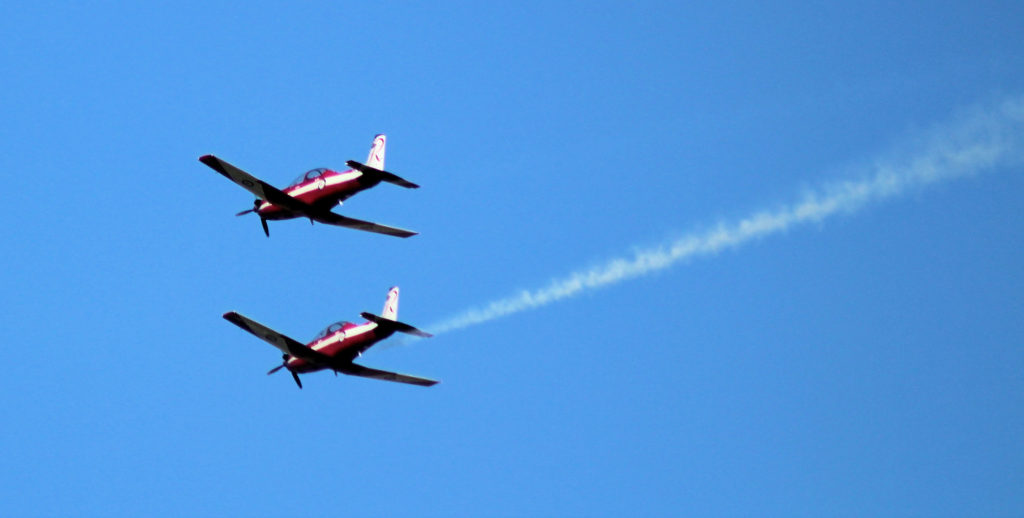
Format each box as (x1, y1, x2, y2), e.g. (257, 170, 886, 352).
(337, 362, 439, 387)
(223, 312, 333, 364)
(199, 155, 312, 214)
(311, 212, 418, 238)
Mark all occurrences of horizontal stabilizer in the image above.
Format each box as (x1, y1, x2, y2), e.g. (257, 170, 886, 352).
(346, 160, 420, 189)
(361, 312, 433, 338)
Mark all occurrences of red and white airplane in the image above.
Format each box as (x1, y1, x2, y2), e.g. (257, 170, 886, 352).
(223, 287, 438, 389)
(200, 134, 420, 237)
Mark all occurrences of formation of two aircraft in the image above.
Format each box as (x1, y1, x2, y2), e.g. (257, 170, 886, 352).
(201, 135, 438, 389)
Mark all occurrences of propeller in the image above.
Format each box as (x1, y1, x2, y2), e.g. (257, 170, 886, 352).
(267, 354, 288, 375)
(235, 199, 270, 236)
(236, 199, 262, 216)
(267, 355, 302, 389)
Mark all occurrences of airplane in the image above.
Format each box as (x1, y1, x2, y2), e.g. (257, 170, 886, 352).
(223, 287, 438, 389)
(200, 134, 421, 238)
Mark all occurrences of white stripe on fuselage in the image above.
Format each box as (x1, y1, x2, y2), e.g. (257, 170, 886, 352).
(310, 322, 377, 352)
(286, 322, 378, 368)
(286, 171, 362, 198)
(258, 171, 362, 211)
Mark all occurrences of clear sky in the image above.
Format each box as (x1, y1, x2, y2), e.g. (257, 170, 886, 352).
(2, 2, 1023, 516)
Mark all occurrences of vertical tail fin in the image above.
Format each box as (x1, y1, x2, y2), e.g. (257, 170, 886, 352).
(381, 286, 399, 320)
(366, 134, 386, 171)
(360, 286, 431, 338)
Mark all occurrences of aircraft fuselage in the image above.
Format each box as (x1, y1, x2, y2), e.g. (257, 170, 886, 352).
(285, 320, 395, 374)
(258, 169, 383, 221)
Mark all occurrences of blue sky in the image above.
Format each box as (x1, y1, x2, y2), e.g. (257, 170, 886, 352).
(2, 2, 1023, 516)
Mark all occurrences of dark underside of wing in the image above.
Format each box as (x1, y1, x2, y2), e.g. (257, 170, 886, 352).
(312, 212, 418, 238)
(223, 311, 332, 364)
(200, 155, 310, 214)
(336, 362, 439, 386)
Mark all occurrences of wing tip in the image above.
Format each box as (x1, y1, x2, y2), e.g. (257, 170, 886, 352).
(199, 154, 227, 174)
(386, 226, 418, 238)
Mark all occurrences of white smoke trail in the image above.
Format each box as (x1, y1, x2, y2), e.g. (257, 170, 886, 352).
(429, 97, 1024, 335)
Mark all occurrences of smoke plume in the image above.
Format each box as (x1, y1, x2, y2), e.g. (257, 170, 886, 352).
(428, 97, 1024, 335)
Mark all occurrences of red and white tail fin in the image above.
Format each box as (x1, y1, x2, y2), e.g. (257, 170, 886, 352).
(381, 286, 399, 320)
(360, 285, 432, 338)
(366, 134, 386, 171)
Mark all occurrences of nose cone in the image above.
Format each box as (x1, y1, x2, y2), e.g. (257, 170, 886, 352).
(286, 356, 308, 372)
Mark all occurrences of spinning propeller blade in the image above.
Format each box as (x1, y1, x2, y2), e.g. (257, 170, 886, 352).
(236, 199, 262, 217)
(233, 199, 269, 236)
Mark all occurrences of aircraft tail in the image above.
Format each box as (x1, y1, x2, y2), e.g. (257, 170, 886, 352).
(359, 286, 433, 338)
(366, 134, 386, 170)
(361, 312, 433, 338)
(346, 134, 420, 190)
(381, 286, 399, 320)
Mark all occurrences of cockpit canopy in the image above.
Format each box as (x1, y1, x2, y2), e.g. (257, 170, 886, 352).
(288, 168, 328, 187)
(312, 321, 351, 341)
